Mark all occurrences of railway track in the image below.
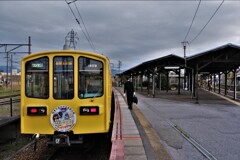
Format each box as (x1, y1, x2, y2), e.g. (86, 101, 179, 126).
(9, 134, 111, 160)
(9, 137, 57, 160)
(0, 99, 20, 106)
(0, 94, 20, 99)
(0, 94, 20, 106)
(140, 99, 218, 160)
(48, 135, 111, 160)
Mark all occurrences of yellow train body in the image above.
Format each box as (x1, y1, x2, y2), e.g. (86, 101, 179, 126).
(21, 50, 112, 135)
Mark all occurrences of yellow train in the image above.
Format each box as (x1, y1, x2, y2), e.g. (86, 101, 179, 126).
(21, 50, 114, 145)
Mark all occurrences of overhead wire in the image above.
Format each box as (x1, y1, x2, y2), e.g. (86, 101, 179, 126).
(73, 2, 96, 52)
(183, 0, 201, 42)
(65, 0, 96, 52)
(189, 0, 225, 44)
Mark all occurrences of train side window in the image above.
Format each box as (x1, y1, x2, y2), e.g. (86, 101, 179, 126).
(53, 56, 74, 99)
(79, 57, 103, 99)
(25, 57, 49, 98)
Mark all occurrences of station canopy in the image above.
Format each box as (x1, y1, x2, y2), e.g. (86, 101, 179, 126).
(122, 54, 185, 75)
(187, 43, 240, 74)
(122, 43, 240, 75)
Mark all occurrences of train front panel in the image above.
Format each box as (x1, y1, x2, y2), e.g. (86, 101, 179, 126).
(21, 51, 112, 136)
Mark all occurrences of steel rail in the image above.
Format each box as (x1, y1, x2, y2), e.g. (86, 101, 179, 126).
(0, 94, 20, 99)
(0, 99, 20, 106)
(167, 120, 217, 160)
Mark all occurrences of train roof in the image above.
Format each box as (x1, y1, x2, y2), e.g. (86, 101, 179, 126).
(21, 50, 109, 61)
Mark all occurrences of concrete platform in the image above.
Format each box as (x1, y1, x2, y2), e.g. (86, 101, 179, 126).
(0, 116, 20, 143)
(113, 89, 147, 160)
(0, 116, 20, 127)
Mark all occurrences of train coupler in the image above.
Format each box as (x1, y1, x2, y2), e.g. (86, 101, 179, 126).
(53, 134, 71, 146)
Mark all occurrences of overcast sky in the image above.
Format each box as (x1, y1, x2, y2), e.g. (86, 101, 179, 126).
(0, 0, 239, 71)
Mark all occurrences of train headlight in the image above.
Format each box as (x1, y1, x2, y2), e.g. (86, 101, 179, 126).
(80, 106, 99, 115)
(27, 107, 47, 116)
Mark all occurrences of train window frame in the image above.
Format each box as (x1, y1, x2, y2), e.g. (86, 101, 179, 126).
(53, 56, 74, 100)
(25, 56, 49, 99)
(78, 56, 104, 99)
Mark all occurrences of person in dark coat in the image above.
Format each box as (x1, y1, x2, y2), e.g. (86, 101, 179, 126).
(124, 76, 135, 110)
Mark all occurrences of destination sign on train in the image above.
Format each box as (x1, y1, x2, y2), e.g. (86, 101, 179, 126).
(87, 64, 98, 68)
(31, 63, 44, 68)
(55, 61, 73, 66)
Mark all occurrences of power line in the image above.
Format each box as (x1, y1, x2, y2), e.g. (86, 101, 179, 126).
(73, 1, 96, 52)
(65, 0, 94, 51)
(183, 0, 201, 42)
(65, 0, 96, 52)
(1, 0, 235, 1)
(189, 0, 225, 44)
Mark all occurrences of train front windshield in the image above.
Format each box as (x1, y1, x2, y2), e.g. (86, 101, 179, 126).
(25, 57, 49, 98)
(79, 57, 103, 98)
(25, 56, 103, 99)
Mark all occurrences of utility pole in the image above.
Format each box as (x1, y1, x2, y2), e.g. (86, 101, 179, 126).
(28, 36, 31, 54)
(0, 36, 31, 89)
(118, 60, 122, 74)
(182, 41, 188, 67)
(11, 54, 13, 91)
(182, 41, 188, 90)
(6, 52, 9, 88)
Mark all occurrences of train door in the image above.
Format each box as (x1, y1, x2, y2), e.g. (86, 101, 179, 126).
(53, 56, 74, 99)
